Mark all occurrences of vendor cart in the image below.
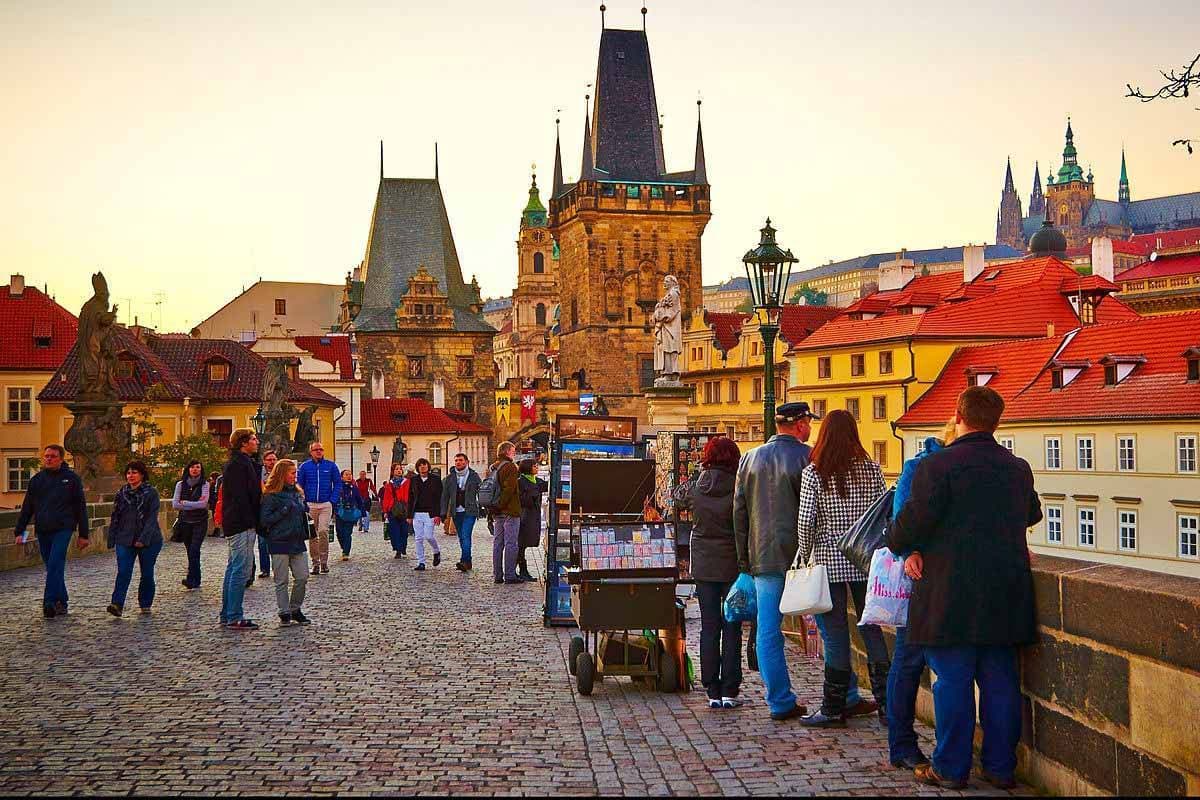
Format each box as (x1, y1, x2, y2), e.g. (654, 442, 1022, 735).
(566, 567, 679, 696)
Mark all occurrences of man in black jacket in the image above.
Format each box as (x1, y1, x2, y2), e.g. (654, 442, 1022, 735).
(14, 445, 89, 618)
(218, 429, 263, 630)
(887, 386, 1041, 790)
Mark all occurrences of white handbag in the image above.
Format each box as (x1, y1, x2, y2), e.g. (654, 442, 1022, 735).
(780, 548, 833, 616)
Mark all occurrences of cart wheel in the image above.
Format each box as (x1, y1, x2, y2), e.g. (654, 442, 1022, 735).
(658, 648, 679, 693)
(576, 653, 595, 695)
(568, 636, 585, 676)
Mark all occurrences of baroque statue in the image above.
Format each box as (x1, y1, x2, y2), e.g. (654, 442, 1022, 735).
(77, 272, 120, 401)
(291, 405, 318, 456)
(651, 274, 682, 386)
(391, 435, 408, 469)
(260, 359, 295, 456)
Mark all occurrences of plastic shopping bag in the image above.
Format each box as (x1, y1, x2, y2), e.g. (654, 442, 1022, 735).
(858, 547, 912, 628)
(838, 488, 894, 575)
(723, 572, 757, 623)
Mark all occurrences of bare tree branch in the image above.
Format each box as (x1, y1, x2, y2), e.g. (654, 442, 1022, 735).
(1127, 53, 1200, 153)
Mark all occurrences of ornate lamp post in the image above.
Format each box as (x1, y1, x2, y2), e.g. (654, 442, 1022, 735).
(742, 218, 797, 441)
(369, 445, 381, 483)
(251, 405, 268, 437)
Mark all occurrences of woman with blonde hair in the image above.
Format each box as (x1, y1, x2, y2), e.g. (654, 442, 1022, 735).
(260, 459, 311, 626)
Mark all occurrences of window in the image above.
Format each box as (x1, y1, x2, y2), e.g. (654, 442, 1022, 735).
(1118, 436, 1136, 472)
(1178, 435, 1198, 473)
(850, 354, 865, 377)
(817, 357, 831, 379)
(408, 391, 428, 401)
(1046, 506, 1063, 544)
(639, 357, 654, 391)
(274, 299, 287, 316)
(206, 419, 233, 449)
(427, 442, 443, 469)
(116, 357, 136, 379)
(285, 363, 299, 381)
(1076, 436, 1094, 471)
(6, 387, 32, 423)
(1051, 370, 1064, 390)
(1118, 509, 1138, 552)
(459, 392, 475, 416)
(1045, 437, 1061, 470)
(750, 425, 762, 441)
(1104, 364, 1118, 386)
(533, 252, 545, 274)
(535, 303, 547, 326)
(999, 436, 1015, 453)
(727, 380, 739, 403)
(813, 399, 827, 418)
(872, 441, 888, 467)
(570, 299, 578, 329)
(408, 357, 425, 379)
(1077, 507, 1096, 548)
(457, 356, 474, 378)
(752, 377, 763, 402)
(872, 396, 887, 421)
(1188, 358, 1199, 382)
(34, 335, 50, 349)
(845, 398, 861, 421)
(704, 381, 721, 404)
(208, 362, 229, 382)
(1180, 515, 1199, 558)
(6, 457, 31, 492)
(879, 351, 893, 375)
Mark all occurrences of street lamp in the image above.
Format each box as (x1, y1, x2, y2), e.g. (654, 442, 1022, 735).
(742, 218, 797, 441)
(251, 405, 267, 436)
(369, 445, 381, 483)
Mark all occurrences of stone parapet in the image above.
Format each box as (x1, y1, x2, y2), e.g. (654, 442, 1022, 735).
(0, 504, 174, 572)
(847, 553, 1200, 796)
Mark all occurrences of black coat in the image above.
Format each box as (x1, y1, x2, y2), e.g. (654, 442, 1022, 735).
(14, 465, 88, 541)
(408, 474, 443, 518)
(689, 466, 739, 583)
(887, 431, 1042, 648)
(108, 483, 163, 549)
(260, 487, 309, 555)
(518, 476, 547, 548)
(221, 451, 262, 535)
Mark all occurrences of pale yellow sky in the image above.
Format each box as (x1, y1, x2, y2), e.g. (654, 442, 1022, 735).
(2, 0, 1197, 332)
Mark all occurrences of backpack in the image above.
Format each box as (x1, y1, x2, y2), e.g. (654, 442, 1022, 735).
(476, 469, 502, 512)
(384, 480, 409, 520)
(335, 489, 361, 523)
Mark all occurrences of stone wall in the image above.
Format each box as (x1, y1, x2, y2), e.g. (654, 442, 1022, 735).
(847, 553, 1200, 796)
(0, 504, 174, 572)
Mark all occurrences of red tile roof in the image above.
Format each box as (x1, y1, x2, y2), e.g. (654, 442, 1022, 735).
(295, 334, 354, 380)
(1064, 240, 1150, 259)
(1116, 252, 1200, 282)
(703, 311, 750, 352)
(1129, 226, 1200, 253)
(0, 285, 79, 371)
(794, 258, 1139, 351)
(779, 305, 842, 346)
(361, 398, 492, 436)
(900, 312, 1200, 426)
(39, 329, 340, 406)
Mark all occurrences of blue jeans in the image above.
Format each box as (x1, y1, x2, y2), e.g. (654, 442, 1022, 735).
(925, 645, 1022, 782)
(220, 529, 256, 624)
(37, 529, 73, 611)
(887, 625, 927, 763)
(752, 573, 797, 715)
(335, 518, 355, 556)
(453, 511, 476, 564)
(387, 516, 409, 554)
(112, 540, 163, 609)
(813, 611, 862, 705)
(257, 535, 271, 575)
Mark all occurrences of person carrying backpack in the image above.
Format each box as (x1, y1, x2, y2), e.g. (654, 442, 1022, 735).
(380, 463, 411, 559)
(333, 469, 366, 561)
(486, 442, 522, 585)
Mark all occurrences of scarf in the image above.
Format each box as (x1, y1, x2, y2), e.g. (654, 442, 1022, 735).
(186, 474, 204, 488)
(455, 466, 469, 489)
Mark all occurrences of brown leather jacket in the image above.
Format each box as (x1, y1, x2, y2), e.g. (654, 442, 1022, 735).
(489, 458, 521, 518)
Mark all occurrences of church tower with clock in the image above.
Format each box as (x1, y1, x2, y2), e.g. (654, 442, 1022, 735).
(508, 169, 558, 382)
(549, 13, 711, 417)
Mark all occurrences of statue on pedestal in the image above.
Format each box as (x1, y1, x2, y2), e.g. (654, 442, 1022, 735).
(652, 275, 682, 387)
(391, 435, 408, 469)
(260, 359, 297, 457)
(291, 405, 318, 456)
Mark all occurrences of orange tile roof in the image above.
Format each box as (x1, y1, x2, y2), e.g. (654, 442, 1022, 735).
(1117, 252, 1200, 282)
(1129, 226, 1200, 253)
(0, 285, 78, 371)
(361, 397, 492, 435)
(703, 311, 750, 352)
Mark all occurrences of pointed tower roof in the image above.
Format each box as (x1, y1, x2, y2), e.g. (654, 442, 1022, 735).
(552, 118, 565, 197)
(1057, 117, 1084, 184)
(580, 103, 595, 180)
(1032, 161, 1041, 188)
(522, 171, 547, 229)
(589, 27, 666, 181)
(1120, 148, 1129, 184)
(1118, 147, 1131, 203)
(1004, 157, 1015, 191)
(693, 100, 707, 185)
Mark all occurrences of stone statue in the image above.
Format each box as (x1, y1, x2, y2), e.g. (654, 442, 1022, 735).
(260, 359, 294, 456)
(652, 274, 682, 386)
(292, 405, 318, 456)
(391, 435, 408, 468)
(77, 272, 120, 401)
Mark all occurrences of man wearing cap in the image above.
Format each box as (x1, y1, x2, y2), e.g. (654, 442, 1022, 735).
(733, 401, 816, 721)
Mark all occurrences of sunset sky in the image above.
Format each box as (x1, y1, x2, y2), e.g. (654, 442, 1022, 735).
(3, 0, 1198, 332)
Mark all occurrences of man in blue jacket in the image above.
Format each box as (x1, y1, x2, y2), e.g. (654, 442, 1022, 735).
(297, 441, 339, 575)
(14, 445, 90, 618)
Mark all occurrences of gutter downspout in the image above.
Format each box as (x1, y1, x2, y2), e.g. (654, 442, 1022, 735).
(891, 338, 918, 466)
(334, 386, 350, 472)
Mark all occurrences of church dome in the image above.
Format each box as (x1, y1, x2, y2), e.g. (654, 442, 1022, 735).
(1029, 217, 1067, 258)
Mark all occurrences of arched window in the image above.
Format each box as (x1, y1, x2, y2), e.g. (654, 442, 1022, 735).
(427, 441, 443, 470)
(535, 303, 547, 326)
(1059, 203, 1069, 226)
(533, 252, 545, 274)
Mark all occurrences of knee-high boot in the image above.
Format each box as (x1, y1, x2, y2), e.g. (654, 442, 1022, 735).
(801, 666, 851, 727)
(868, 660, 891, 725)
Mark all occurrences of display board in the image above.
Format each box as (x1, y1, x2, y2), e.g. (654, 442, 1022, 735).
(578, 522, 676, 571)
(570, 458, 655, 517)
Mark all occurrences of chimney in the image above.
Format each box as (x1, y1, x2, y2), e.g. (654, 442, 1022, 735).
(963, 244, 987, 283)
(1046, 321, 1055, 338)
(877, 257, 916, 291)
(9, 274, 25, 297)
(1091, 236, 1115, 281)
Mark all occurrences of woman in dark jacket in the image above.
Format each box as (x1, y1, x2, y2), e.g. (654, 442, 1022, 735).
(515, 458, 547, 582)
(260, 459, 311, 626)
(107, 461, 164, 617)
(172, 460, 210, 590)
(333, 469, 366, 562)
(689, 437, 743, 709)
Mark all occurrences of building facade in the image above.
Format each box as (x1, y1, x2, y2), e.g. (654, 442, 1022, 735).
(496, 173, 558, 386)
(899, 313, 1200, 577)
(1115, 229, 1200, 315)
(190, 280, 344, 342)
(360, 397, 491, 479)
(548, 23, 711, 418)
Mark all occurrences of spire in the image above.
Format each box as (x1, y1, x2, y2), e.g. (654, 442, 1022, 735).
(379, 139, 384, 181)
(599, 3, 605, 28)
(580, 98, 595, 181)
(1029, 161, 1046, 217)
(1057, 116, 1083, 184)
(589, 27, 667, 180)
(522, 166, 547, 229)
(1119, 148, 1131, 203)
(552, 116, 564, 197)
(1004, 157, 1014, 191)
(434, 142, 439, 181)
(693, 99, 707, 185)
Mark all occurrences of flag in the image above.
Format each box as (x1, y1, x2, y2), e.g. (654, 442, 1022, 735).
(520, 389, 537, 423)
(579, 393, 595, 414)
(495, 391, 511, 424)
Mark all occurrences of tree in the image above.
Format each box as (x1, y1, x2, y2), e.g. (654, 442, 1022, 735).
(1127, 53, 1200, 154)
(126, 383, 169, 459)
(734, 296, 754, 314)
(788, 284, 829, 306)
(146, 434, 229, 498)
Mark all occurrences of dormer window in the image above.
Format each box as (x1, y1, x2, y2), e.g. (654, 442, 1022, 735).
(965, 366, 999, 387)
(116, 355, 137, 379)
(1099, 354, 1146, 386)
(1050, 360, 1088, 390)
(33, 335, 51, 349)
(208, 361, 229, 382)
(1185, 348, 1200, 382)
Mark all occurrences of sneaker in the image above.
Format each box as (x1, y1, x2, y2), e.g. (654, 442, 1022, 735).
(106, 603, 123, 617)
(707, 698, 722, 710)
(258, 571, 270, 579)
(913, 763, 967, 790)
(341, 555, 349, 561)
(42, 605, 56, 619)
(433, 552, 442, 567)
(320, 565, 329, 574)
(226, 619, 259, 630)
(845, 698, 879, 718)
(455, 561, 467, 571)
(291, 609, 311, 625)
(279, 612, 293, 626)
(414, 563, 426, 571)
(311, 566, 320, 576)
(721, 697, 744, 709)
(394, 552, 402, 559)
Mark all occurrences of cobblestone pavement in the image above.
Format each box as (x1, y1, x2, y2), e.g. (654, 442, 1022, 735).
(0, 523, 1033, 796)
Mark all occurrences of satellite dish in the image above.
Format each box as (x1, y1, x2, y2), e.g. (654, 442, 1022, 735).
(1150, 251, 1158, 262)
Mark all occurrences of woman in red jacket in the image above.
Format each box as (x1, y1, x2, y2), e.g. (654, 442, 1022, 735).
(379, 463, 411, 559)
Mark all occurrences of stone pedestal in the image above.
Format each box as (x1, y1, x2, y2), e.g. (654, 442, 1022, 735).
(643, 385, 692, 432)
(64, 400, 128, 500)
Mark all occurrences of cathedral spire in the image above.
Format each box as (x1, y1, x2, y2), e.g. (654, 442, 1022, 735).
(1057, 117, 1083, 184)
(693, 99, 707, 185)
(1004, 157, 1015, 191)
(580, 98, 595, 181)
(1029, 161, 1045, 217)
(1119, 148, 1131, 204)
(380, 139, 384, 181)
(552, 116, 564, 197)
(434, 142, 439, 181)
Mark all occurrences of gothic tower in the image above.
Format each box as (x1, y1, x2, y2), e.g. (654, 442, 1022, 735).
(1118, 148, 1131, 205)
(549, 21, 711, 416)
(1029, 161, 1046, 218)
(996, 158, 1025, 250)
(1045, 118, 1096, 248)
(511, 168, 558, 381)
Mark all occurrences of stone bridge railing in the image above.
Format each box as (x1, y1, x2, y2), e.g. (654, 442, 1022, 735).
(849, 553, 1200, 796)
(0, 505, 174, 572)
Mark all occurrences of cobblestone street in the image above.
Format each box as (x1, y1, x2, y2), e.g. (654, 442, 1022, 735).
(0, 524, 1032, 796)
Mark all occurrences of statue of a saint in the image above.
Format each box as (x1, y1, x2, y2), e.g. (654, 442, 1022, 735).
(652, 275, 683, 384)
(391, 435, 408, 469)
(292, 405, 318, 455)
(77, 273, 120, 401)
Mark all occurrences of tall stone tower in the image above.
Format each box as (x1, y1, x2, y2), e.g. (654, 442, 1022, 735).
(549, 21, 711, 417)
(1029, 161, 1046, 218)
(995, 158, 1025, 250)
(1118, 148, 1131, 205)
(511, 169, 558, 381)
(1045, 118, 1096, 248)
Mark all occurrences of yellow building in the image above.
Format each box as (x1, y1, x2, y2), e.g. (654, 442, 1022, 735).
(683, 306, 840, 442)
(786, 255, 1140, 477)
(38, 326, 341, 464)
(898, 313, 1200, 577)
(0, 275, 79, 509)
(190, 279, 344, 341)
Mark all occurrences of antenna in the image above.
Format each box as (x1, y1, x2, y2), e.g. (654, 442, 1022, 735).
(153, 291, 166, 330)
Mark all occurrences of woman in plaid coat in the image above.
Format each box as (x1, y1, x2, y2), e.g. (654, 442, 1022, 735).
(796, 410, 891, 728)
